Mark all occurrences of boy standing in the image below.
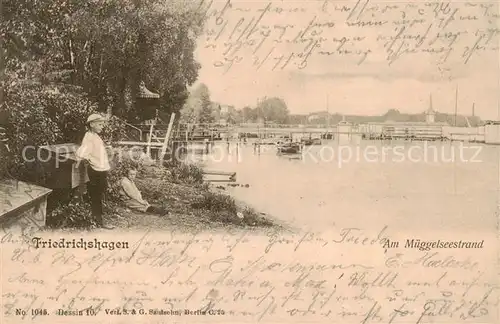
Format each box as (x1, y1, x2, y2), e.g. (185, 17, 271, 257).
(76, 113, 115, 229)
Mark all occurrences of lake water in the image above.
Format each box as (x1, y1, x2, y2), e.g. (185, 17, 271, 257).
(195, 140, 499, 233)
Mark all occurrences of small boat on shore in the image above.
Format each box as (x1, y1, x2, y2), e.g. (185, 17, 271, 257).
(301, 138, 322, 146)
(258, 139, 279, 145)
(276, 142, 301, 154)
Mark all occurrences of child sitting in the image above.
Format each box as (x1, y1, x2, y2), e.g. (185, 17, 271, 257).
(119, 168, 168, 215)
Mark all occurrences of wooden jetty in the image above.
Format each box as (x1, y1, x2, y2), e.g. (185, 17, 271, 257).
(203, 170, 236, 182)
(118, 117, 238, 182)
(117, 115, 495, 162)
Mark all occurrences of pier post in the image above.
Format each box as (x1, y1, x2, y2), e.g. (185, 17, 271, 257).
(337, 123, 352, 145)
(204, 139, 210, 154)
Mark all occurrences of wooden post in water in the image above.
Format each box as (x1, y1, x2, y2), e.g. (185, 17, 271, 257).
(159, 113, 176, 161)
(205, 139, 210, 154)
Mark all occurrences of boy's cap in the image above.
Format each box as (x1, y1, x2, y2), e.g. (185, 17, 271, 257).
(87, 113, 107, 123)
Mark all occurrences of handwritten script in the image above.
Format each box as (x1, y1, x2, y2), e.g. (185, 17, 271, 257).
(200, 0, 500, 75)
(1, 227, 498, 323)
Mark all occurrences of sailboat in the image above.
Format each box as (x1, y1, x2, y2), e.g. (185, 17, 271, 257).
(338, 114, 348, 125)
(322, 94, 334, 140)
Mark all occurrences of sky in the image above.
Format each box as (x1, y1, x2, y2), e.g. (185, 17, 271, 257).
(193, 0, 500, 119)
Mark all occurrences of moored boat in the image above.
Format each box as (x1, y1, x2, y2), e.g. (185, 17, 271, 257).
(276, 142, 301, 154)
(301, 138, 322, 146)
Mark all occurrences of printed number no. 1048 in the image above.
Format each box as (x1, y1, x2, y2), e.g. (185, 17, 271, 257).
(15, 309, 49, 316)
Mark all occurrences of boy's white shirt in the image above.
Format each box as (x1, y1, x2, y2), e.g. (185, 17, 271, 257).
(75, 131, 110, 171)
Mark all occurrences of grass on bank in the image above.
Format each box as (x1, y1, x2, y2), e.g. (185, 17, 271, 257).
(46, 155, 277, 231)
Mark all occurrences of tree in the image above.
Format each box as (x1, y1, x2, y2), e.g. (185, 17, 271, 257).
(225, 106, 242, 124)
(179, 83, 215, 124)
(241, 106, 256, 122)
(0, 0, 206, 181)
(289, 114, 307, 125)
(179, 96, 202, 123)
(256, 97, 290, 124)
(197, 84, 214, 124)
(1, 0, 206, 120)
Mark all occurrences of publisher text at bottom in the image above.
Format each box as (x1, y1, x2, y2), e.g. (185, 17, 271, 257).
(100, 308, 226, 316)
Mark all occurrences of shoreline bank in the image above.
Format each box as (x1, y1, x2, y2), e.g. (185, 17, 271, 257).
(49, 163, 286, 233)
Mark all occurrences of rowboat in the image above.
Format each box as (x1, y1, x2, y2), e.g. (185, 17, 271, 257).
(276, 142, 301, 154)
(301, 138, 322, 146)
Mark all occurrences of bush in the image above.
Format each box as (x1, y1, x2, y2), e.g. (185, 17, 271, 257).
(240, 206, 274, 227)
(168, 163, 204, 185)
(46, 199, 96, 229)
(190, 191, 239, 224)
(192, 191, 237, 213)
(100, 115, 130, 144)
(190, 191, 274, 227)
(0, 78, 97, 181)
(0, 142, 14, 180)
(0, 75, 130, 183)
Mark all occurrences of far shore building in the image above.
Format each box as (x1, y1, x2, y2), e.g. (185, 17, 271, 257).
(217, 104, 235, 125)
(360, 100, 449, 140)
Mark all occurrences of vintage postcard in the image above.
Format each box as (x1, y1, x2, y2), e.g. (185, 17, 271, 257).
(1, 0, 499, 323)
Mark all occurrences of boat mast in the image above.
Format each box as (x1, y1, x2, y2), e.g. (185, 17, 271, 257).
(326, 93, 330, 126)
(454, 85, 458, 126)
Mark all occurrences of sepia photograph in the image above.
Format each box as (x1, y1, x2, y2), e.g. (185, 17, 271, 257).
(1, 0, 499, 323)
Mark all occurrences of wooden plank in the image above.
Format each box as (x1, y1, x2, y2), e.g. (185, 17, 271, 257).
(203, 170, 236, 176)
(203, 170, 236, 183)
(151, 133, 164, 142)
(40, 143, 80, 153)
(159, 113, 176, 161)
(204, 179, 237, 183)
(0, 180, 52, 217)
(146, 122, 155, 157)
(116, 141, 164, 146)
